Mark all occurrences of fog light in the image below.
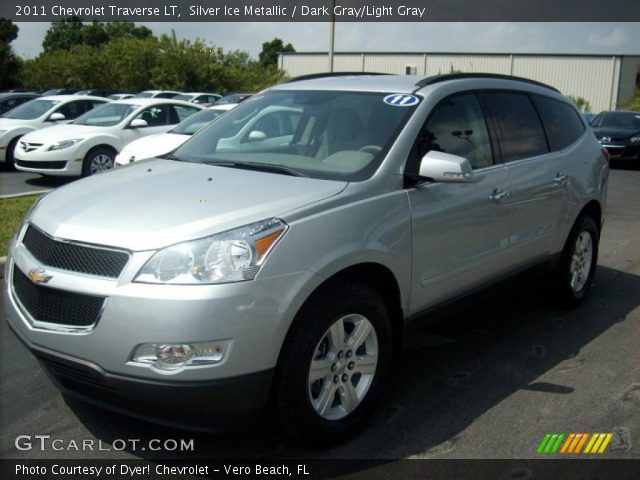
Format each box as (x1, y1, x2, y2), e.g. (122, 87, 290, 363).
(131, 340, 231, 371)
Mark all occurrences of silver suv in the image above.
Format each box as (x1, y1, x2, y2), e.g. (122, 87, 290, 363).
(4, 73, 609, 441)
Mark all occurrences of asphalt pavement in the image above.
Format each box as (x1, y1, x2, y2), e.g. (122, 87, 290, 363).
(0, 166, 638, 466)
(0, 170, 74, 197)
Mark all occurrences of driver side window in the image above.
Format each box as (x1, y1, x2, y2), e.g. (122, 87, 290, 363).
(409, 93, 494, 172)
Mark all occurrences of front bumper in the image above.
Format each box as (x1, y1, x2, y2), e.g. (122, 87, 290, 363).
(14, 147, 84, 176)
(8, 323, 272, 431)
(601, 143, 640, 160)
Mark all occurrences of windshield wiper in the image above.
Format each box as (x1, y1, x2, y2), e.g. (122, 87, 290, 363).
(204, 161, 306, 177)
(159, 153, 182, 161)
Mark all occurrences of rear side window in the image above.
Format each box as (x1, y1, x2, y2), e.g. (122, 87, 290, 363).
(531, 95, 584, 151)
(483, 92, 548, 162)
(410, 93, 494, 170)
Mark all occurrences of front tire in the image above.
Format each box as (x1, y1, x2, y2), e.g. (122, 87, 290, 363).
(82, 148, 115, 176)
(273, 282, 392, 443)
(3, 137, 19, 170)
(550, 215, 599, 307)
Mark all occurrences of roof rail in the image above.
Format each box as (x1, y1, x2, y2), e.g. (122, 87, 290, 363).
(415, 73, 559, 93)
(285, 72, 390, 83)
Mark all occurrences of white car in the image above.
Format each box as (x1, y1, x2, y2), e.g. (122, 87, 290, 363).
(0, 95, 107, 169)
(14, 99, 203, 176)
(216, 104, 302, 152)
(115, 104, 236, 166)
(173, 92, 222, 104)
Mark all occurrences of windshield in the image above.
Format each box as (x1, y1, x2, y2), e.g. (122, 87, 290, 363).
(173, 94, 194, 102)
(4, 99, 60, 120)
(135, 92, 154, 98)
(74, 103, 139, 126)
(171, 109, 227, 135)
(592, 112, 640, 130)
(173, 90, 418, 181)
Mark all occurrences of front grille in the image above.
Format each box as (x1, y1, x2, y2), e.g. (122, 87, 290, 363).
(19, 141, 43, 153)
(15, 159, 66, 170)
(12, 267, 105, 327)
(22, 225, 129, 278)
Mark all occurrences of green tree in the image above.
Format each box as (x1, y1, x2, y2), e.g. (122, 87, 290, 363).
(42, 17, 85, 52)
(568, 95, 592, 113)
(259, 37, 295, 67)
(0, 18, 21, 89)
(621, 88, 640, 111)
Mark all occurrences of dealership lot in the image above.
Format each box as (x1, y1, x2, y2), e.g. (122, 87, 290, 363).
(0, 166, 638, 461)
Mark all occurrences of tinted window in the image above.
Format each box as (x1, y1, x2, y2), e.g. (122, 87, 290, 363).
(532, 95, 584, 151)
(134, 104, 172, 126)
(410, 93, 493, 170)
(172, 105, 201, 123)
(55, 100, 93, 120)
(484, 92, 548, 162)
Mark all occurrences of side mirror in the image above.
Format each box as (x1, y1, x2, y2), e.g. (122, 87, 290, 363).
(48, 112, 66, 121)
(129, 118, 148, 128)
(417, 150, 474, 183)
(247, 130, 267, 142)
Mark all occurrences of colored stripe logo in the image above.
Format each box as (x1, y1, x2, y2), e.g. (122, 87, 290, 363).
(537, 433, 613, 454)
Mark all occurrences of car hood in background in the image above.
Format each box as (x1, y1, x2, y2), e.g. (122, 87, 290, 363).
(30, 159, 348, 251)
(592, 127, 640, 140)
(117, 133, 190, 162)
(20, 124, 112, 143)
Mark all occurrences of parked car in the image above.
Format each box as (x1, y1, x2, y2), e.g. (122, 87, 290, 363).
(581, 112, 596, 124)
(590, 110, 640, 161)
(41, 88, 79, 96)
(0, 95, 107, 169)
(134, 90, 181, 99)
(108, 93, 135, 101)
(115, 104, 236, 166)
(4, 73, 608, 441)
(173, 92, 222, 104)
(215, 93, 252, 105)
(0, 92, 40, 116)
(14, 98, 203, 176)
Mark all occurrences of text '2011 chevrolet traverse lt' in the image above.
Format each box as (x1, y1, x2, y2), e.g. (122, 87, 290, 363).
(4, 73, 609, 441)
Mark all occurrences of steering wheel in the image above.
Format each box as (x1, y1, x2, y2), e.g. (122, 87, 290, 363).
(358, 145, 383, 154)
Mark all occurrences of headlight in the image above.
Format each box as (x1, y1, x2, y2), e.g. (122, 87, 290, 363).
(135, 218, 288, 284)
(631, 136, 640, 143)
(47, 138, 82, 151)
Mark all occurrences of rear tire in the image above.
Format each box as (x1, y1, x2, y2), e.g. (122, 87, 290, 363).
(273, 282, 392, 443)
(549, 215, 599, 307)
(82, 147, 115, 176)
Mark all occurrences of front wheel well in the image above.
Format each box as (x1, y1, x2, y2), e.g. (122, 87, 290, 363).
(85, 144, 118, 158)
(577, 200, 602, 234)
(302, 263, 404, 354)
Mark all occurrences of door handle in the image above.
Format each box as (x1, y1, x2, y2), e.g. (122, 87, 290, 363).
(553, 173, 568, 185)
(489, 188, 511, 203)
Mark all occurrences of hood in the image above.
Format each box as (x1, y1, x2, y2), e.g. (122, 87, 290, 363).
(0, 117, 36, 129)
(592, 127, 639, 140)
(120, 133, 189, 161)
(22, 124, 108, 142)
(31, 159, 347, 251)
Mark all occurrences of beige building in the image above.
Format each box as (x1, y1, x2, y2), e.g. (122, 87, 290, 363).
(279, 52, 640, 113)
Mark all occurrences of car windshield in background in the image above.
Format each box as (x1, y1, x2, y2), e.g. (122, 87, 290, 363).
(591, 112, 640, 130)
(171, 109, 226, 135)
(74, 103, 139, 126)
(173, 94, 194, 102)
(174, 90, 418, 181)
(3, 99, 60, 119)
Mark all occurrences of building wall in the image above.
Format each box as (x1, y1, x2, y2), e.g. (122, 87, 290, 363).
(280, 53, 640, 112)
(618, 56, 640, 107)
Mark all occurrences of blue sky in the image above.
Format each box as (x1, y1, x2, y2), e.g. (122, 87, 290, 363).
(12, 22, 640, 58)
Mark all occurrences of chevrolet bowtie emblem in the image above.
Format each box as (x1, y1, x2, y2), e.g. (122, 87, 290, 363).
(28, 268, 52, 284)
